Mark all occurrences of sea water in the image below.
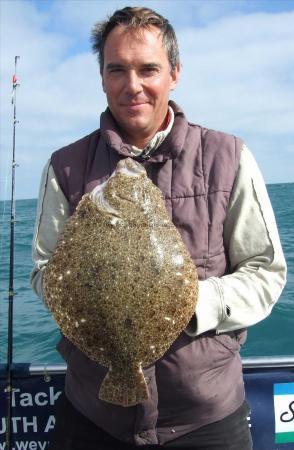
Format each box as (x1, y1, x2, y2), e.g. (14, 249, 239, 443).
(0, 183, 293, 363)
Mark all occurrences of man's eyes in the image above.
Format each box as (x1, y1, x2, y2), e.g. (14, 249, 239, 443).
(142, 67, 159, 75)
(108, 67, 159, 75)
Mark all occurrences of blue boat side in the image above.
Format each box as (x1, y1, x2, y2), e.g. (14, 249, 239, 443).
(1, 357, 294, 450)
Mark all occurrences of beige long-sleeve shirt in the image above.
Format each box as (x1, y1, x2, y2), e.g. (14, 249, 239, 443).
(30, 145, 287, 336)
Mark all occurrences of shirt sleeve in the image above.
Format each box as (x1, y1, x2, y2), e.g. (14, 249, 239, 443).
(30, 160, 70, 301)
(186, 144, 287, 336)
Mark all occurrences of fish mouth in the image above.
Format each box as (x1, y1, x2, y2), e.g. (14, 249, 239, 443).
(90, 158, 145, 215)
(90, 180, 121, 217)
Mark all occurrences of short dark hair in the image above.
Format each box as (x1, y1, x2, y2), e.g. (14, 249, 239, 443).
(91, 6, 180, 73)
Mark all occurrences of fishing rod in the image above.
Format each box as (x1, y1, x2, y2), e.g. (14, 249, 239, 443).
(5, 55, 20, 450)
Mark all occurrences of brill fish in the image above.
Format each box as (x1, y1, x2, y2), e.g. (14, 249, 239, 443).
(43, 158, 198, 407)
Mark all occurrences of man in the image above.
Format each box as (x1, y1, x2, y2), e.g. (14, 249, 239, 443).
(31, 6, 286, 450)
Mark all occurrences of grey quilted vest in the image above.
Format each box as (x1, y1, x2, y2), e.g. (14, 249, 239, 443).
(51, 101, 245, 446)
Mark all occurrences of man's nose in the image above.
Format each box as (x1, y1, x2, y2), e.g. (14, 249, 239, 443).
(125, 71, 143, 95)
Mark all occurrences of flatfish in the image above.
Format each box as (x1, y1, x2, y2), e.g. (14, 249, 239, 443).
(43, 157, 198, 407)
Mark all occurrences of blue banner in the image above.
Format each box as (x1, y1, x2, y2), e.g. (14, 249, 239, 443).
(245, 368, 294, 449)
(0, 366, 64, 450)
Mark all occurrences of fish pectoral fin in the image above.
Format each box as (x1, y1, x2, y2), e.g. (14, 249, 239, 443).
(98, 362, 149, 407)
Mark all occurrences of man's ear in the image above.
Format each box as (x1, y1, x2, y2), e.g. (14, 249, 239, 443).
(101, 70, 106, 93)
(170, 63, 180, 91)
(101, 75, 106, 94)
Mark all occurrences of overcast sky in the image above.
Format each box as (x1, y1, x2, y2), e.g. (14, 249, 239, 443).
(1, 0, 294, 200)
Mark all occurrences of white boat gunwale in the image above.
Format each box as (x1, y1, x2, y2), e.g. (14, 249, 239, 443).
(1, 355, 293, 377)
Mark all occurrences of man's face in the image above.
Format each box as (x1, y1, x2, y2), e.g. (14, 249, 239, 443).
(101, 25, 180, 146)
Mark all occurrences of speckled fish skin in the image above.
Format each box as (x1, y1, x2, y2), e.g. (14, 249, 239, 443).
(43, 158, 198, 407)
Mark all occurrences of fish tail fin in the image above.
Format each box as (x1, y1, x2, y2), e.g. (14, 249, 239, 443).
(99, 363, 149, 407)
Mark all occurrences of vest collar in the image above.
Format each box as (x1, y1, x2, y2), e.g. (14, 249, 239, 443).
(100, 101, 188, 163)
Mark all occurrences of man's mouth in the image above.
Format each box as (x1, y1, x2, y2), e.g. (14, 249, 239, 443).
(124, 103, 146, 107)
(122, 103, 149, 112)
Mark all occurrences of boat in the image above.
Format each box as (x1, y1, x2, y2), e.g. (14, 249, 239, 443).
(1, 356, 294, 449)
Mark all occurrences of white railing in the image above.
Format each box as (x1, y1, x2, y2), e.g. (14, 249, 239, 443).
(25, 356, 294, 375)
